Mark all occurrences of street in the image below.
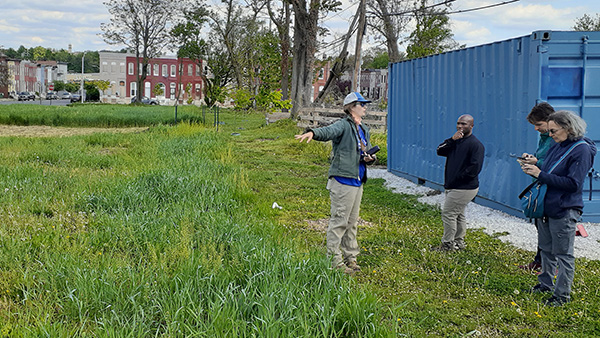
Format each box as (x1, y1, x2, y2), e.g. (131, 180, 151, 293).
(0, 99, 72, 106)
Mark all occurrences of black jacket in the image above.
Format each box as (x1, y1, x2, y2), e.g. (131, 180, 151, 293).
(437, 134, 485, 190)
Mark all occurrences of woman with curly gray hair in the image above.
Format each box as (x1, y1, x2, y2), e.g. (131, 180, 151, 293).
(521, 110, 596, 306)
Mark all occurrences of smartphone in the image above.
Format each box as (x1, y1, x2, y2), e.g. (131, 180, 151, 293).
(366, 146, 380, 155)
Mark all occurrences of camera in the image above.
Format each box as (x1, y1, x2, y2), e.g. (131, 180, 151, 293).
(361, 146, 379, 163)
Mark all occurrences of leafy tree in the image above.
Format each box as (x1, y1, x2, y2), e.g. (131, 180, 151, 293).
(362, 47, 391, 69)
(101, 0, 182, 102)
(32, 46, 47, 61)
(170, 2, 232, 107)
(152, 83, 164, 97)
(65, 82, 80, 93)
(573, 14, 600, 31)
(53, 80, 66, 92)
(405, 0, 463, 59)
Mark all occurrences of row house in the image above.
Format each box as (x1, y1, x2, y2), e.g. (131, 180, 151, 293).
(359, 69, 388, 102)
(311, 61, 331, 102)
(98, 52, 204, 105)
(0, 57, 68, 97)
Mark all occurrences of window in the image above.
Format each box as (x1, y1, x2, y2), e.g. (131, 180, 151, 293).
(188, 64, 193, 76)
(195, 83, 201, 91)
(120, 62, 125, 74)
(170, 65, 176, 77)
(196, 65, 201, 77)
(153, 64, 159, 76)
(170, 82, 176, 99)
(318, 68, 324, 79)
(144, 82, 151, 97)
(139, 63, 143, 75)
(162, 64, 167, 77)
(128, 62, 134, 75)
(130, 82, 137, 96)
(111, 62, 117, 73)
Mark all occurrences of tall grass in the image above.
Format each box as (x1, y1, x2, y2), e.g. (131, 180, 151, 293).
(0, 121, 385, 336)
(0, 104, 215, 127)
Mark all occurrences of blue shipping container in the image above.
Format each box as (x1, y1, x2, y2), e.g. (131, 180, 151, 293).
(388, 30, 600, 222)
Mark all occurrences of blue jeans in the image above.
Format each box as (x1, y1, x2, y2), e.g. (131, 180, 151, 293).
(537, 209, 579, 300)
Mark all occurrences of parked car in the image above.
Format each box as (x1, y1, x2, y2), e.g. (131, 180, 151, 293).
(18, 91, 35, 101)
(131, 96, 159, 105)
(46, 91, 58, 100)
(70, 93, 82, 103)
(57, 91, 71, 100)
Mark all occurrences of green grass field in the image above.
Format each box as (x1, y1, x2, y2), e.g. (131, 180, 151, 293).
(0, 104, 598, 337)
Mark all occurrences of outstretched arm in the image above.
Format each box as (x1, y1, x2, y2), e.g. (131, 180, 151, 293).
(295, 131, 314, 143)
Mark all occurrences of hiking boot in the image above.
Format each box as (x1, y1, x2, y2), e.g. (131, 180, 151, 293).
(544, 295, 569, 307)
(430, 241, 456, 252)
(335, 264, 355, 275)
(518, 261, 542, 271)
(523, 284, 552, 294)
(454, 239, 466, 250)
(346, 261, 362, 272)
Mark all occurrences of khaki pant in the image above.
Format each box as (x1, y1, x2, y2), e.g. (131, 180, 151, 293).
(441, 188, 478, 243)
(326, 178, 363, 268)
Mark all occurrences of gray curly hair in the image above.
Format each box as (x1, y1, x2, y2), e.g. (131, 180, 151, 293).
(548, 110, 587, 140)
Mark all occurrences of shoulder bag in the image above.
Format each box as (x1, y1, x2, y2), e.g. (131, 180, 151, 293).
(519, 140, 586, 218)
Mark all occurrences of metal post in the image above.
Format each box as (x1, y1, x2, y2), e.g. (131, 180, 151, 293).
(81, 52, 86, 103)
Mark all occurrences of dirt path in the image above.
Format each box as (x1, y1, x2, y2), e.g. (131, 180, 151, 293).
(0, 125, 148, 137)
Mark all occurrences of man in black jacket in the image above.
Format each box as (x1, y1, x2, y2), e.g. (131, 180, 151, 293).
(432, 114, 485, 252)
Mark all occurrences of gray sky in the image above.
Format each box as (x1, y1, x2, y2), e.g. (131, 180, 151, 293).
(0, 0, 599, 54)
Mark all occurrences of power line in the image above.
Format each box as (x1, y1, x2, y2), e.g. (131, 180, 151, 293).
(446, 0, 519, 15)
(376, 0, 519, 18)
(377, 0, 457, 17)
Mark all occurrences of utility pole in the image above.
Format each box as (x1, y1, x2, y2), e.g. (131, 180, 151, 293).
(81, 52, 86, 103)
(351, 0, 366, 92)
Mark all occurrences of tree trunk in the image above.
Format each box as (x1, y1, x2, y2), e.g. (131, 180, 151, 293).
(375, 0, 402, 63)
(290, 0, 318, 118)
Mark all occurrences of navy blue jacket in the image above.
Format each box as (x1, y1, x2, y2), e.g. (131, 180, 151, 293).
(437, 134, 485, 190)
(538, 137, 597, 218)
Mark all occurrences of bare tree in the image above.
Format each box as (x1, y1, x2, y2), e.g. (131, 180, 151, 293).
(209, 0, 248, 89)
(266, 0, 292, 102)
(288, 0, 341, 118)
(573, 13, 600, 31)
(368, 0, 412, 63)
(101, 0, 180, 101)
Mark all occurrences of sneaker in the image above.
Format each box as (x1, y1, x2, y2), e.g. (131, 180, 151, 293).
(335, 264, 355, 275)
(518, 261, 542, 271)
(454, 239, 466, 250)
(430, 241, 456, 252)
(346, 261, 362, 272)
(544, 295, 569, 307)
(523, 284, 552, 294)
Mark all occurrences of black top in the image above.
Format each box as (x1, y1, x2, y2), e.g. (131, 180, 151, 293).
(437, 134, 485, 190)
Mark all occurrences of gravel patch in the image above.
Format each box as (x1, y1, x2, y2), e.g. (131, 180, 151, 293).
(369, 168, 600, 261)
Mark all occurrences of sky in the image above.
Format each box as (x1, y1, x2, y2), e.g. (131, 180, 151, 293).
(1, 0, 599, 55)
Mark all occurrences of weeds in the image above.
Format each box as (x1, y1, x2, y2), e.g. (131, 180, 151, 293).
(0, 107, 599, 337)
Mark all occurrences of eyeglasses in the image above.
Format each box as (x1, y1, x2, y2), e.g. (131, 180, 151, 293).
(358, 102, 367, 107)
(548, 128, 563, 135)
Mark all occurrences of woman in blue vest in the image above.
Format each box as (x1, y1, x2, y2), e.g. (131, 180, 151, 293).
(521, 110, 596, 306)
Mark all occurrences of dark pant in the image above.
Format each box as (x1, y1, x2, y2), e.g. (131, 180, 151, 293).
(537, 209, 579, 300)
